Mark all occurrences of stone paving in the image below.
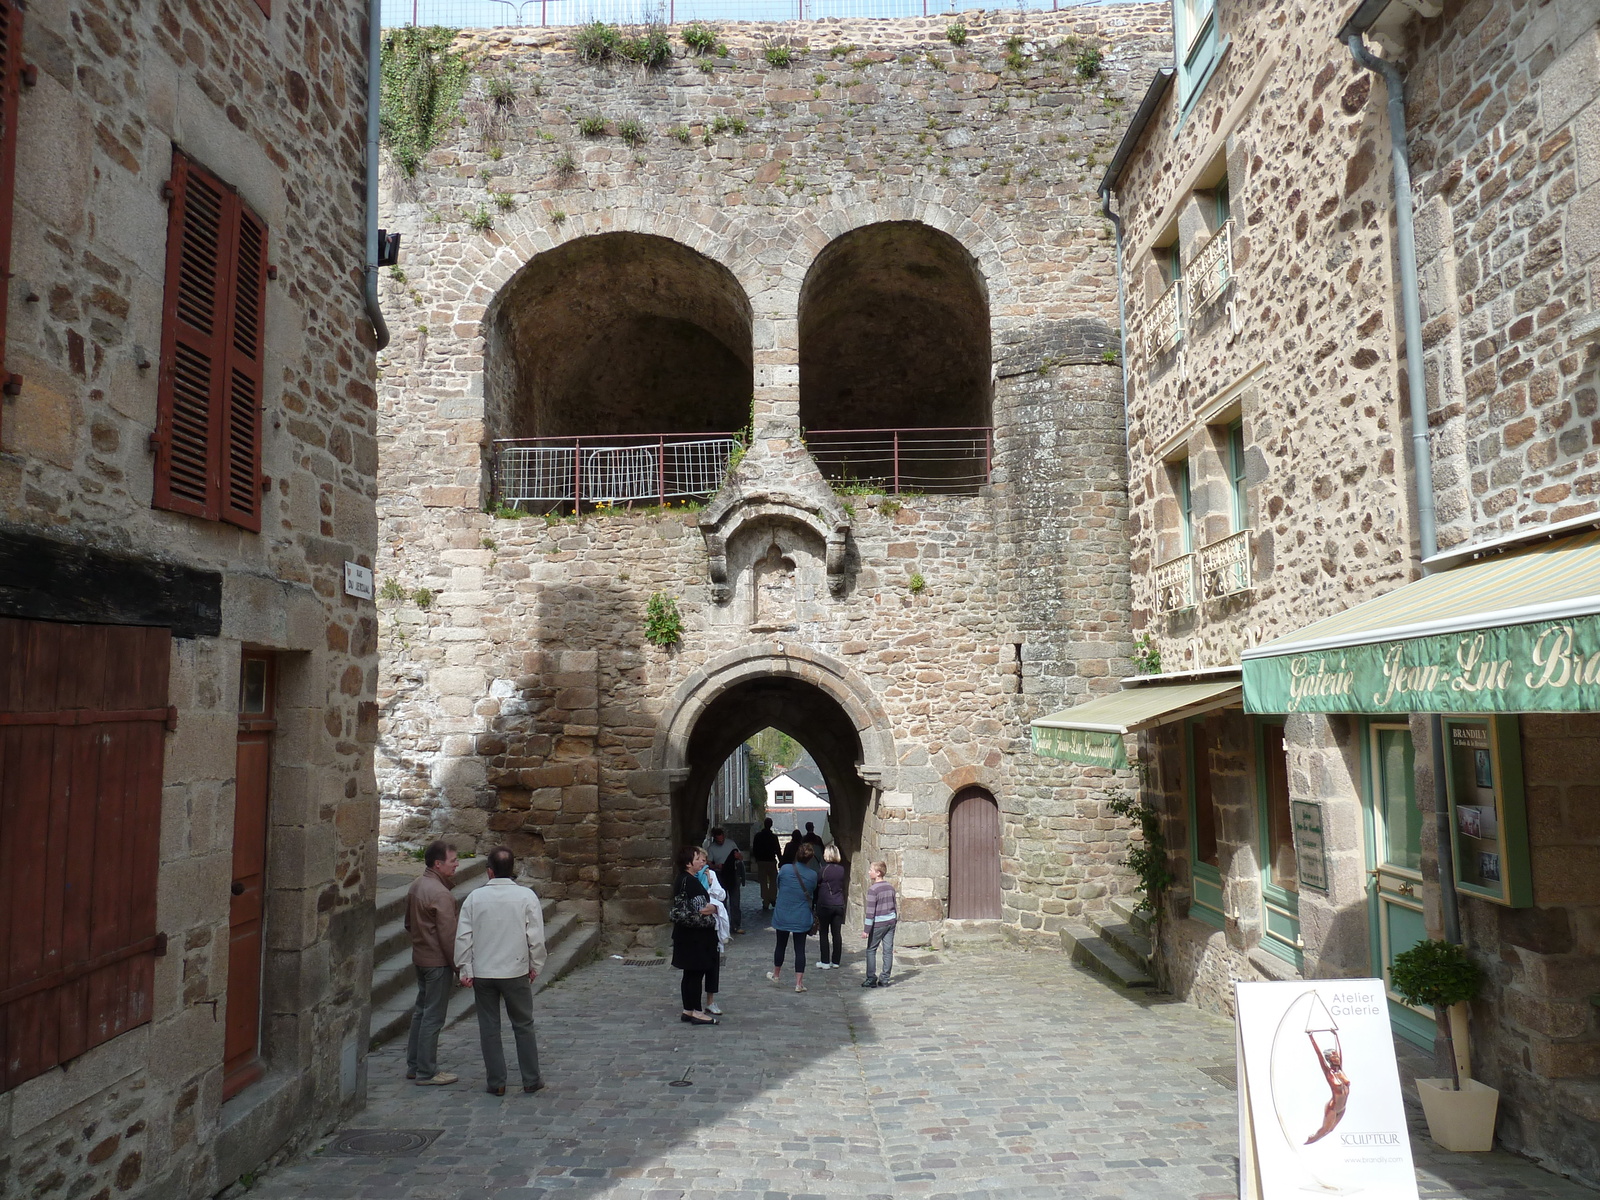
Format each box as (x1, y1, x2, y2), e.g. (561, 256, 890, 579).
(247, 885, 1596, 1200)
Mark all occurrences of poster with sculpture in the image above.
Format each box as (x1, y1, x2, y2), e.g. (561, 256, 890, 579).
(1235, 980, 1418, 1200)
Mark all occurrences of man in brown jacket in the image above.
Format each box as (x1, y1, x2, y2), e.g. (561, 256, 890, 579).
(405, 840, 459, 1085)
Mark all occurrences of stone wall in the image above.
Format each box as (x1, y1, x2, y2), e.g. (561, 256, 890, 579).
(1407, 5, 1600, 548)
(0, 1, 378, 1196)
(374, 5, 1172, 947)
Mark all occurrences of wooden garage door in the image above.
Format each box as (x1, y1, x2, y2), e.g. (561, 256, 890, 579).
(0, 618, 170, 1092)
(949, 787, 1002, 919)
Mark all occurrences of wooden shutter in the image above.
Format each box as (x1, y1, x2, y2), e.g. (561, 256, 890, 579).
(154, 150, 265, 531)
(0, 618, 171, 1094)
(0, 0, 24, 395)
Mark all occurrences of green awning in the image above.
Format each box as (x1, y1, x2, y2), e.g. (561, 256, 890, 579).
(1243, 529, 1600, 714)
(1031, 679, 1242, 768)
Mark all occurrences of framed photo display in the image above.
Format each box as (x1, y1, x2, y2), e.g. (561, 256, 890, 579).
(1441, 715, 1532, 907)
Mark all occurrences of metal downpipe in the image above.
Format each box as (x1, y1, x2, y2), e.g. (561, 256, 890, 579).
(364, 0, 391, 352)
(1346, 33, 1459, 944)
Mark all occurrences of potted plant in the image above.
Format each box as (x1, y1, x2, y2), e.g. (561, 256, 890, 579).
(1390, 938, 1497, 1151)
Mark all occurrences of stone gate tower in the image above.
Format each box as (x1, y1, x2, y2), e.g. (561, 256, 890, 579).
(375, 6, 1170, 948)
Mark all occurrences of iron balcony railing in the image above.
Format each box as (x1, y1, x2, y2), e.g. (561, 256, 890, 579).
(493, 432, 741, 513)
(1146, 279, 1184, 356)
(1154, 552, 1196, 613)
(804, 426, 993, 496)
(1198, 528, 1252, 600)
(1189, 222, 1233, 309)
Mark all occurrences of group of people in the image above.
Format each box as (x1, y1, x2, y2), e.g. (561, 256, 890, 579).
(403, 842, 547, 1095)
(672, 816, 899, 1025)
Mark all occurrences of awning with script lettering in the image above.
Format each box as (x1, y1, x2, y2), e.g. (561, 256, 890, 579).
(1031, 680, 1243, 768)
(1243, 530, 1600, 715)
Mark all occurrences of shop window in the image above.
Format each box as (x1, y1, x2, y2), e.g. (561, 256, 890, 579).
(1187, 718, 1225, 928)
(153, 148, 267, 531)
(1256, 720, 1301, 965)
(1174, 0, 1224, 113)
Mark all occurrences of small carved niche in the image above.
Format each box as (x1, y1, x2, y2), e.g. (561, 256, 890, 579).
(749, 541, 798, 632)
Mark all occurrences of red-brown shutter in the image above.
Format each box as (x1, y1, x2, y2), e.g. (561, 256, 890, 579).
(0, 618, 170, 1094)
(154, 149, 265, 531)
(0, 0, 25, 398)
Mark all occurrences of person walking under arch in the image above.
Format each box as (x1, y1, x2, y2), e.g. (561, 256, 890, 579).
(814, 844, 848, 970)
(670, 845, 720, 1025)
(780, 829, 802, 865)
(752, 816, 781, 912)
(801, 821, 825, 859)
(768, 843, 818, 993)
(705, 826, 744, 935)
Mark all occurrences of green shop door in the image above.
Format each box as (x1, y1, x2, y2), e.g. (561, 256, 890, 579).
(1364, 723, 1434, 1049)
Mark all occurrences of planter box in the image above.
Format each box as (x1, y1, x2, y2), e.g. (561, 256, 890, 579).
(1416, 1077, 1499, 1152)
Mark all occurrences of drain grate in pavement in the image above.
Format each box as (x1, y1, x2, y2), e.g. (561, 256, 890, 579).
(326, 1130, 443, 1157)
(618, 957, 667, 966)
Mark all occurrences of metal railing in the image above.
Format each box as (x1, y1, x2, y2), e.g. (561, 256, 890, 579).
(493, 432, 740, 513)
(1189, 222, 1232, 309)
(389, 0, 1107, 28)
(1198, 528, 1251, 600)
(803, 426, 992, 496)
(1153, 552, 1195, 613)
(1146, 280, 1183, 356)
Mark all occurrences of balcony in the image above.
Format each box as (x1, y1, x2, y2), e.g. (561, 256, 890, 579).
(1154, 552, 1196, 613)
(1198, 529, 1252, 600)
(1146, 280, 1184, 356)
(804, 427, 993, 496)
(1189, 222, 1232, 310)
(493, 433, 742, 513)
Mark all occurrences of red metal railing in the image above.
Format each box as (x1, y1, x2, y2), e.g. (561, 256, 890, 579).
(493, 432, 741, 514)
(804, 426, 993, 496)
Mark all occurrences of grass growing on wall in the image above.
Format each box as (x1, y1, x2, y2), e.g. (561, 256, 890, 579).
(380, 26, 470, 176)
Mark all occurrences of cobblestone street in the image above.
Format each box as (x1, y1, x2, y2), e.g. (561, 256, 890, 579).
(246, 886, 1593, 1200)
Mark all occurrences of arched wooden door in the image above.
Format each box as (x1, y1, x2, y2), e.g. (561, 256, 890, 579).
(948, 787, 1002, 919)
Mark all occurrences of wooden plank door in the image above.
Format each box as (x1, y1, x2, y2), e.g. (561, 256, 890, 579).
(223, 652, 273, 1100)
(948, 787, 1002, 919)
(0, 618, 169, 1093)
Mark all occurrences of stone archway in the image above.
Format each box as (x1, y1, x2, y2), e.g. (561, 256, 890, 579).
(483, 231, 754, 441)
(652, 644, 895, 861)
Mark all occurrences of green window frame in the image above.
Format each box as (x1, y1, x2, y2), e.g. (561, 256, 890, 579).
(1227, 421, 1247, 532)
(1176, 457, 1194, 554)
(1255, 719, 1301, 967)
(1174, 0, 1225, 115)
(1215, 174, 1231, 226)
(1187, 718, 1225, 929)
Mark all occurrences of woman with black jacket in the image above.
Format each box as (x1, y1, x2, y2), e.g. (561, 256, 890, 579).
(815, 844, 848, 969)
(670, 845, 720, 1026)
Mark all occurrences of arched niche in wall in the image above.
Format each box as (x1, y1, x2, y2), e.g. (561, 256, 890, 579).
(797, 220, 992, 443)
(484, 232, 753, 440)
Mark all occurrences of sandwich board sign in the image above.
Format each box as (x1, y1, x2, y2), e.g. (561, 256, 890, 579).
(1235, 980, 1418, 1200)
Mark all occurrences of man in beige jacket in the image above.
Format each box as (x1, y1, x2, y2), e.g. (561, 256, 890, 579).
(404, 840, 459, 1085)
(455, 846, 547, 1095)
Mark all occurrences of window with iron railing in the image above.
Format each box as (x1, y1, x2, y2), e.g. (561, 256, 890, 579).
(1188, 221, 1232, 310)
(1154, 552, 1196, 613)
(1147, 279, 1184, 356)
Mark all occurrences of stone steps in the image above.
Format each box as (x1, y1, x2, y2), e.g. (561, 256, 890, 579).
(939, 918, 1006, 947)
(1061, 896, 1156, 989)
(368, 860, 599, 1048)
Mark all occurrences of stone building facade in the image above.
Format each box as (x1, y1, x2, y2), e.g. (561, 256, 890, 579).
(1103, 0, 1600, 1182)
(0, 2, 380, 1198)
(373, 7, 1171, 949)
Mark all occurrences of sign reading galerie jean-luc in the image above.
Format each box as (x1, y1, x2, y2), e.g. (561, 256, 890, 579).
(1235, 980, 1418, 1200)
(1030, 723, 1128, 769)
(1244, 620, 1600, 714)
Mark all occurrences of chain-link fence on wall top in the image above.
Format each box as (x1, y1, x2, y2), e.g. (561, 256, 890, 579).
(386, 0, 1117, 28)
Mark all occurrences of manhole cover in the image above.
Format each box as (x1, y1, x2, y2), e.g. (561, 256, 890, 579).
(327, 1130, 443, 1157)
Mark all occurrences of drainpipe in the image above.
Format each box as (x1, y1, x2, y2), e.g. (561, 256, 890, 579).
(364, 0, 391, 352)
(1346, 33, 1459, 945)
(1100, 187, 1131, 436)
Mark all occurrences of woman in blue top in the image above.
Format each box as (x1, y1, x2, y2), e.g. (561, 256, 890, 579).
(767, 842, 818, 993)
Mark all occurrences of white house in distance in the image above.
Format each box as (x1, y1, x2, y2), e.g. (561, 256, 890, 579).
(764, 762, 831, 837)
